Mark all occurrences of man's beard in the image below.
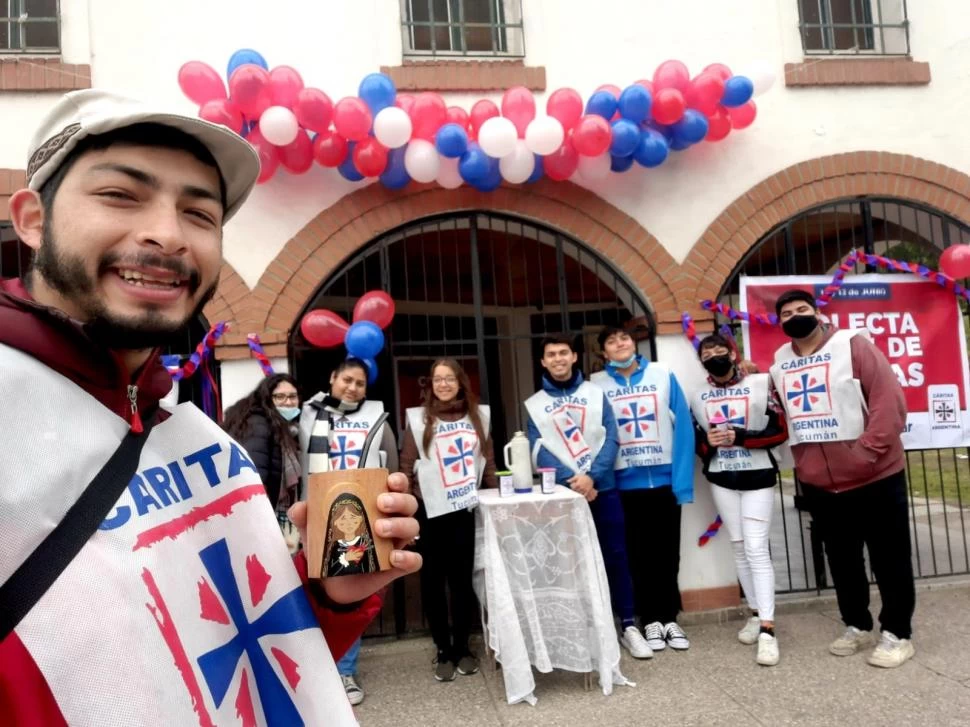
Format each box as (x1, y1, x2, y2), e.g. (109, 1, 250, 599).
(32, 221, 218, 351)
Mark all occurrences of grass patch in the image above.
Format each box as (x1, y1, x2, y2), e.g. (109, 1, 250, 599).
(905, 449, 970, 509)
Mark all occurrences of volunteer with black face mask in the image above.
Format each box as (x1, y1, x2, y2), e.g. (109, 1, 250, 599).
(770, 289, 915, 670)
(690, 334, 788, 666)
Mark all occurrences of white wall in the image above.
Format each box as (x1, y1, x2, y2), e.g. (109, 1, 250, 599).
(220, 356, 289, 411)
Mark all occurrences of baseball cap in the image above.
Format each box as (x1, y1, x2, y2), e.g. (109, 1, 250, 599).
(26, 89, 260, 220)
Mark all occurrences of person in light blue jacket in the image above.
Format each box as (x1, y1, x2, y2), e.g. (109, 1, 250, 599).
(525, 333, 655, 660)
(591, 326, 695, 653)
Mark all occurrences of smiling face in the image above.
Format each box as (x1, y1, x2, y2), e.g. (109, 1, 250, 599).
(602, 331, 636, 363)
(333, 505, 364, 540)
(431, 363, 460, 403)
(541, 342, 577, 381)
(330, 364, 368, 402)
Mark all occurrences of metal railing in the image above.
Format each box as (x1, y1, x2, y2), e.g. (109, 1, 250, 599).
(1, 0, 60, 54)
(797, 0, 910, 56)
(401, 0, 525, 57)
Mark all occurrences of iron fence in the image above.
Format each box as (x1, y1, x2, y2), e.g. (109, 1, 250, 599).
(401, 0, 525, 57)
(797, 0, 909, 56)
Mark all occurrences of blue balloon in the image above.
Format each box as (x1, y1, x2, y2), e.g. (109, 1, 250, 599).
(459, 143, 491, 184)
(610, 154, 636, 173)
(618, 85, 652, 124)
(633, 129, 669, 168)
(585, 91, 618, 121)
(610, 119, 640, 158)
(473, 156, 502, 192)
(358, 73, 397, 114)
(526, 154, 544, 183)
(361, 357, 379, 385)
(643, 121, 674, 143)
(337, 142, 364, 182)
(435, 123, 469, 158)
(672, 110, 710, 145)
(380, 147, 411, 189)
(669, 137, 693, 151)
(227, 49, 268, 79)
(345, 321, 385, 360)
(721, 76, 754, 108)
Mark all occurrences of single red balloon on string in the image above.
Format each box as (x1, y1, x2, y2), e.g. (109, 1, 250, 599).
(279, 130, 314, 173)
(546, 88, 583, 132)
(301, 309, 351, 348)
(470, 99, 500, 138)
(333, 97, 372, 142)
(353, 291, 396, 329)
(572, 115, 611, 157)
(410, 92, 447, 141)
(501, 86, 536, 138)
(941, 244, 970, 279)
(654, 60, 691, 93)
(652, 88, 686, 125)
(353, 137, 389, 177)
(728, 101, 757, 130)
(543, 137, 580, 181)
(313, 131, 349, 167)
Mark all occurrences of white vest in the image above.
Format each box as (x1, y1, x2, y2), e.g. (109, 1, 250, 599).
(525, 381, 606, 475)
(0, 345, 355, 726)
(328, 400, 387, 471)
(770, 329, 867, 445)
(592, 364, 674, 469)
(406, 406, 490, 519)
(691, 373, 774, 473)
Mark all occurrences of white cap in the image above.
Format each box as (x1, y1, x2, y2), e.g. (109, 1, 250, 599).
(26, 89, 260, 220)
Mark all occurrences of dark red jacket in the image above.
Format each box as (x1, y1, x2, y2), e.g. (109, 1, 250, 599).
(0, 278, 380, 725)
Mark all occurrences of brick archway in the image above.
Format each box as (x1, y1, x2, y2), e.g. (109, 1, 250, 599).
(684, 152, 970, 318)
(220, 180, 682, 357)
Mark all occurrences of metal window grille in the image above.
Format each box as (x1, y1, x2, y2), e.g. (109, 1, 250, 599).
(401, 0, 525, 57)
(0, 0, 60, 54)
(290, 212, 655, 635)
(717, 198, 970, 594)
(797, 0, 909, 55)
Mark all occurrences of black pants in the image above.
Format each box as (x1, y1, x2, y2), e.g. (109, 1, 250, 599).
(803, 470, 916, 639)
(620, 486, 683, 625)
(416, 502, 477, 661)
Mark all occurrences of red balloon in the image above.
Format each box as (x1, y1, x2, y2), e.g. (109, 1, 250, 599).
(395, 94, 416, 115)
(571, 115, 611, 157)
(469, 99, 500, 138)
(940, 245, 970, 279)
(652, 88, 686, 125)
(293, 88, 333, 134)
(596, 84, 622, 98)
(248, 128, 280, 184)
(228, 65, 272, 119)
(634, 79, 655, 96)
(501, 86, 536, 138)
(199, 99, 244, 134)
(543, 137, 579, 181)
(409, 92, 447, 141)
(446, 105, 470, 130)
(268, 65, 304, 108)
(279, 130, 314, 173)
(705, 108, 732, 142)
(312, 131, 349, 167)
(728, 101, 758, 130)
(703, 63, 734, 82)
(654, 60, 691, 93)
(684, 73, 725, 116)
(178, 61, 227, 105)
(546, 88, 583, 132)
(353, 137, 389, 177)
(353, 291, 396, 329)
(301, 310, 350, 348)
(333, 97, 372, 142)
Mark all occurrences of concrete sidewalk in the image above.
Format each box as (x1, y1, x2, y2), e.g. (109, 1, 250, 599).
(352, 583, 970, 726)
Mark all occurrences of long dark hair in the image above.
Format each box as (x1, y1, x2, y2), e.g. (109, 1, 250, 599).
(323, 492, 378, 575)
(223, 373, 300, 456)
(422, 358, 486, 454)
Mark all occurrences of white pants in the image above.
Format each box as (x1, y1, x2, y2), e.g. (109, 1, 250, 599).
(710, 484, 776, 622)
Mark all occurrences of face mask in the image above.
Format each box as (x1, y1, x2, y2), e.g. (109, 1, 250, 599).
(607, 355, 637, 369)
(782, 315, 819, 339)
(702, 355, 733, 377)
(276, 406, 300, 421)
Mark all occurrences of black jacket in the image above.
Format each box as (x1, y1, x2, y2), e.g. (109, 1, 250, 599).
(694, 406, 788, 491)
(240, 412, 296, 507)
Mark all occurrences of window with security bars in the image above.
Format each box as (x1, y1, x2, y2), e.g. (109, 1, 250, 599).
(798, 0, 909, 55)
(0, 0, 60, 54)
(401, 0, 524, 57)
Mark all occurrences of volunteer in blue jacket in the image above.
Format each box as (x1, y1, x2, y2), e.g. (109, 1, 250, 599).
(591, 325, 695, 652)
(525, 333, 654, 660)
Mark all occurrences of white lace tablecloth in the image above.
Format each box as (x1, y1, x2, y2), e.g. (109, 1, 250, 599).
(472, 485, 629, 705)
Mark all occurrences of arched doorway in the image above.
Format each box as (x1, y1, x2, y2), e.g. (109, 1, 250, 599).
(715, 197, 970, 594)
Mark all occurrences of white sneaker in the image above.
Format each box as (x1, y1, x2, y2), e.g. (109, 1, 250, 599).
(756, 633, 780, 666)
(738, 616, 761, 645)
(663, 622, 690, 651)
(620, 625, 654, 659)
(867, 631, 915, 668)
(829, 626, 875, 656)
(341, 674, 364, 705)
(644, 621, 666, 651)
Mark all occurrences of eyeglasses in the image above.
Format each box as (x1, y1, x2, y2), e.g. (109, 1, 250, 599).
(272, 393, 299, 404)
(432, 377, 458, 385)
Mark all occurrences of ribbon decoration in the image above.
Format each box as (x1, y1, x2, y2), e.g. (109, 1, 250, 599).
(682, 312, 702, 350)
(698, 515, 724, 547)
(247, 333, 276, 376)
(169, 321, 229, 381)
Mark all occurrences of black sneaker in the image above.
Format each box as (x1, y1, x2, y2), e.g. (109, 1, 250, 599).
(433, 650, 456, 682)
(456, 653, 480, 675)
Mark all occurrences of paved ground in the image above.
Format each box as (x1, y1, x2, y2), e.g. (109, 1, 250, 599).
(352, 582, 970, 727)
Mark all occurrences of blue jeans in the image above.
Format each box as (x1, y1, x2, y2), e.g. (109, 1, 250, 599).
(588, 488, 636, 625)
(336, 637, 361, 676)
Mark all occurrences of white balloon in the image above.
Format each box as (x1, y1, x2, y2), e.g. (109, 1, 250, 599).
(373, 106, 413, 149)
(259, 106, 299, 146)
(499, 140, 535, 184)
(741, 61, 777, 97)
(477, 116, 517, 158)
(436, 156, 463, 189)
(577, 152, 611, 181)
(404, 139, 440, 183)
(525, 116, 565, 156)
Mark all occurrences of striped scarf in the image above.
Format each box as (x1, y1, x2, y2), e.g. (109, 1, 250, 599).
(307, 396, 362, 474)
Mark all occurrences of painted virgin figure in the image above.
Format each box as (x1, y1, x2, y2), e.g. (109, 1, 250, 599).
(323, 492, 379, 577)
